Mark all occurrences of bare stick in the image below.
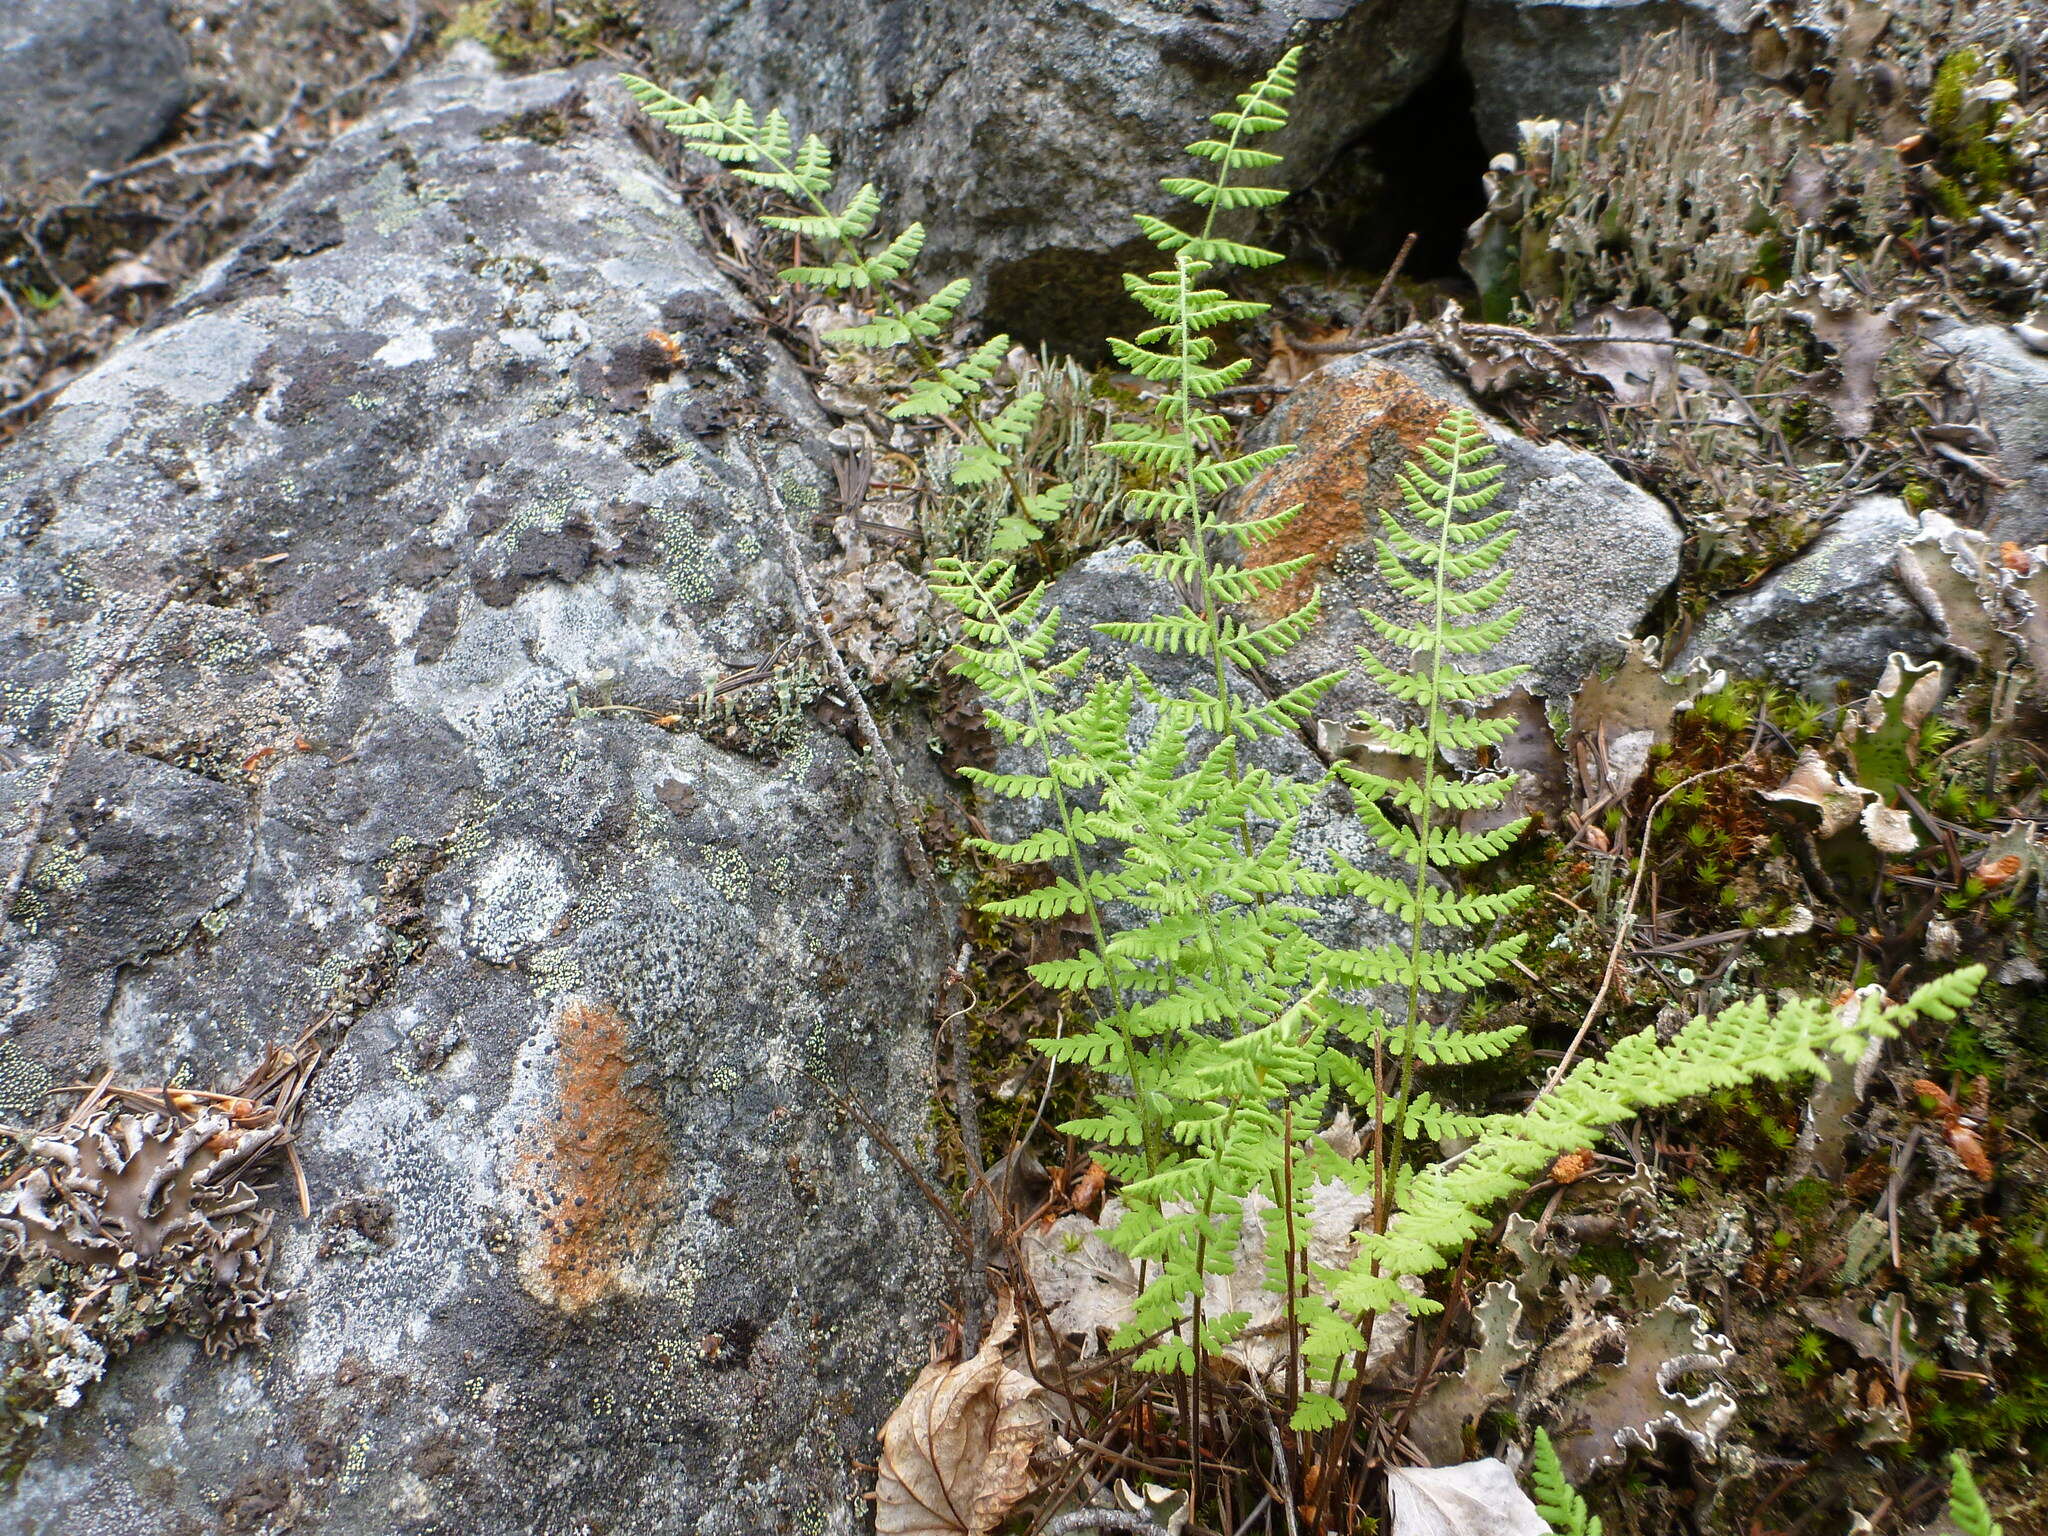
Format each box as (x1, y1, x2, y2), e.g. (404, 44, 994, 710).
(1538, 760, 1749, 1093)
(812, 1074, 977, 1260)
(1360, 232, 1417, 330)
(742, 436, 942, 920)
(939, 940, 993, 1349)
(1042, 1511, 1173, 1536)
(4, 583, 183, 922)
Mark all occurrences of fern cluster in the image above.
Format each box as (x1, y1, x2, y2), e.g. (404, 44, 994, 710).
(626, 41, 1986, 1463)
(618, 74, 1073, 551)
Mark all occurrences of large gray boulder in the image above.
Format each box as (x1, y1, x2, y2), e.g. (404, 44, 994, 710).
(0, 0, 188, 186)
(1938, 323, 2048, 546)
(0, 50, 952, 1535)
(1676, 496, 1940, 696)
(638, 0, 1460, 355)
(1460, 0, 1754, 154)
(1232, 352, 1684, 723)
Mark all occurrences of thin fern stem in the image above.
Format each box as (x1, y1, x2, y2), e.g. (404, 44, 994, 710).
(1380, 422, 1473, 1207)
(1174, 258, 1251, 774)
(958, 563, 1164, 1172)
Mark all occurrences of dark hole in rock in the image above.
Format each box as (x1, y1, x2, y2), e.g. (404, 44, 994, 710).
(979, 51, 1490, 362)
(1296, 50, 1491, 283)
(978, 236, 1160, 370)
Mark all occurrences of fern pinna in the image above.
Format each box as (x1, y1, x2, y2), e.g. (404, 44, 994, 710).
(618, 76, 1073, 552)
(1529, 1429, 1602, 1536)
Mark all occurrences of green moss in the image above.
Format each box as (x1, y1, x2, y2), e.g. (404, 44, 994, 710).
(1928, 48, 2017, 213)
(442, 0, 640, 67)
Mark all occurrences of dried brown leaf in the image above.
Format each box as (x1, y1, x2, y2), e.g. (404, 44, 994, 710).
(1570, 638, 1724, 805)
(874, 1298, 1050, 1536)
(1572, 305, 1677, 406)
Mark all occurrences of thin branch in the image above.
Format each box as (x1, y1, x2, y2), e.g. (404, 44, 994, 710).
(1360, 232, 1418, 330)
(1539, 760, 1750, 1093)
(742, 435, 942, 921)
(4, 582, 184, 922)
(811, 1075, 977, 1261)
(1042, 1508, 1174, 1535)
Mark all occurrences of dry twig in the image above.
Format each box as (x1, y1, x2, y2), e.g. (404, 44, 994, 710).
(4, 581, 185, 921)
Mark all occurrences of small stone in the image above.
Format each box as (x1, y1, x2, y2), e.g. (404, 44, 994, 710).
(1936, 324, 2048, 544)
(1233, 352, 1684, 721)
(1677, 496, 1940, 696)
(0, 0, 188, 186)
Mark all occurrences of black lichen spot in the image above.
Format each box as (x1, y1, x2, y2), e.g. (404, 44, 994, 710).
(410, 593, 462, 664)
(480, 90, 587, 146)
(318, 1194, 396, 1258)
(576, 333, 678, 413)
(182, 204, 344, 313)
(660, 289, 769, 387)
(702, 1314, 760, 1371)
(471, 517, 598, 607)
(655, 779, 701, 819)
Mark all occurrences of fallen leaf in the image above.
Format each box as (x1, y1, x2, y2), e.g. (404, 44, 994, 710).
(1386, 1459, 1552, 1536)
(1570, 638, 1724, 808)
(1975, 853, 2022, 888)
(1781, 278, 1909, 438)
(1572, 305, 1677, 406)
(1910, 1077, 1995, 1182)
(875, 1298, 1051, 1536)
(1860, 801, 1918, 854)
(76, 257, 172, 302)
(1464, 689, 1569, 838)
(1020, 1182, 1409, 1385)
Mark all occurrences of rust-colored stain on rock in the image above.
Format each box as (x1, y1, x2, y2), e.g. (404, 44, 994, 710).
(514, 1000, 670, 1312)
(1239, 363, 1453, 619)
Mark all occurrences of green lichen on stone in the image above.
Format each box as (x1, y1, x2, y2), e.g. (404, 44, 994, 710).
(0, 1040, 52, 1125)
(28, 843, 84, 896)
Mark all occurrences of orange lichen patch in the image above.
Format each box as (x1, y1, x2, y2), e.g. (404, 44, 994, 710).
(512, 1000, 671, 1311)
(1238, 362, 1453, 620)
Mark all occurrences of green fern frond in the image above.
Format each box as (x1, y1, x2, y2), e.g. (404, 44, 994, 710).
(1530, 1429, 1601, 1536)
(623, 77, 1068, 550)
(1948, 1453, 2003, 1536)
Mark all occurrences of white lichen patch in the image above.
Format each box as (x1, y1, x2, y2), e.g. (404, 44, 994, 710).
(373, 328, 438, 367)
(390, 570, 718, 777)
(464, 840, 574, 963)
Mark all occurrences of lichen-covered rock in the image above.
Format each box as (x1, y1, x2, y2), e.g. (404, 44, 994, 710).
(0, 0, 188, 185)
(638, 0, 1459, 355)
(1939, 323, 2048, 545)
(1232, 353, 1683, 723)
(0, 49, 953, 1535)
(1677, 496, 1941, 696)
(1460, 0, 1753, 154)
